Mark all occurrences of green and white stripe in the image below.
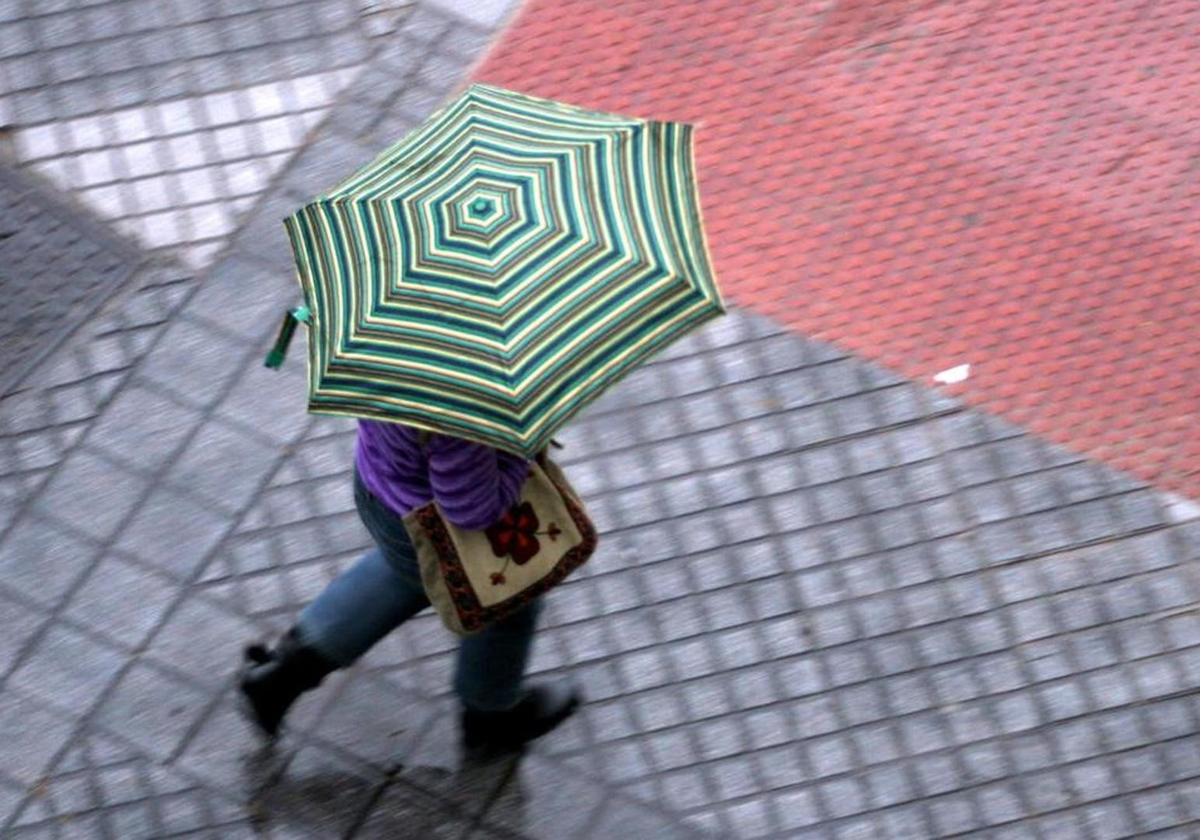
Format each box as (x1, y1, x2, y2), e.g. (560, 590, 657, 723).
(283, 83, 723, 456)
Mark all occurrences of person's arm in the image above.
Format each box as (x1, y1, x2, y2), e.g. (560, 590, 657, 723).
(426, 435, 531, 530)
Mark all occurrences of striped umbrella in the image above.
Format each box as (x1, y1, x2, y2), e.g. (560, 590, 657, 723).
(274, 83, 723, 457)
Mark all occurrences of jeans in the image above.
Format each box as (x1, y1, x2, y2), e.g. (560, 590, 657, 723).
(296, 472, 542, 712)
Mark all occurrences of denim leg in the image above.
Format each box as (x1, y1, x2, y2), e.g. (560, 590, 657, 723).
(296, 473, 430, 667)
(454, 596, 543, 712)
(300, 469, 544, 704)
(296, 546, 429, 667)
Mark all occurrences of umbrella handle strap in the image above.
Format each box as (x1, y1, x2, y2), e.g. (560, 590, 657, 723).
(264, 305, 311, 369)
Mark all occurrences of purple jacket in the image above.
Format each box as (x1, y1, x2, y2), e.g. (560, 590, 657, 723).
(355, 420, 531, 530)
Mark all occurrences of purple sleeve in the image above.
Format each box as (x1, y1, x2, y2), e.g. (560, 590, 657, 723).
(427, 435, 531, 529)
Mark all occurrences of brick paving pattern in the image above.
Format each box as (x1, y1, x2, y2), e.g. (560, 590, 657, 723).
(0, 163, 143, 397)
(474, 0, 1200, 500)
(1, 1, 1199, 839)
(0, 0, 413, 269)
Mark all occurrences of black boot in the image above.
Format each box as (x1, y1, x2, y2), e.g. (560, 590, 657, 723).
(238, 628, 337, 738)
(461, 683, 581, 755)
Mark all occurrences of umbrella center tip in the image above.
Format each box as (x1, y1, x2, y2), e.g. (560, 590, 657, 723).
(470, 198, 496, 216)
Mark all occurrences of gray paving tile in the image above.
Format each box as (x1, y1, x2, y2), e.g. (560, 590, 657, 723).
(171, 700, 288, 800)
(0, 425, 85, 476)
(135, 318, 248, 410)
(164, 417, 277, 514)
(217, 358, 309, 446)
(1081, 800, 1135, 840)
(114, 487, 230, 580)
(583, 790, 710, 839)
(0, 512, 100, 609)
(424, 0, 516, 28)
(144, 594, 261, 690)
(92, 661, 212, 762)
(940, 700, 998, 748)
(272, 431, 355, 481)
(240, 474, 353, 532)
(307, 672, 434, 772)
(0, 470, 43, 534)
(32, 449, 148, 543)
(86, 383, 202, 473)
(354, 777, 474, 840)
(770, 785, 825, 833)
(0, 163, 142, 398)
(0, 589, 45, 679)
(101, 801, 167, 839)
(28, 729, 249, 835)
(282, 129, 378, 196)
(8, 622, 126, 717)
(385, 704, 516, 820)
(393, 81, 459, 126)
(0, 688, 75, 787)
(0, 777, 24, 829)
(1131, 787, 1186, 832)
(478, 754, 605, 839)
(226, 186, 315, 270)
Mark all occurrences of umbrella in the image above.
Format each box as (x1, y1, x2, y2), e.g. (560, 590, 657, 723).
(270, 83, 723, 457)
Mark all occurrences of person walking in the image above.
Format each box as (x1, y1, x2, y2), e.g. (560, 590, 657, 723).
(247, 84, 722, 756)
(238, 418, 580, 754)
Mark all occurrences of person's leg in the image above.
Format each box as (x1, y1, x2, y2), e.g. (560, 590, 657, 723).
(241, 472, 428, 736)
(295, 545, 429, 666)
(454, 597, 543, 711)
(455, 597, 581, 752)
(296, 469, 429, 663)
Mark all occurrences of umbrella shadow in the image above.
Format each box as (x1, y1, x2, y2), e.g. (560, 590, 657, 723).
(240, 736, 525, 838)
(239, 741, 377, 837)
(378, 752, 527, 838)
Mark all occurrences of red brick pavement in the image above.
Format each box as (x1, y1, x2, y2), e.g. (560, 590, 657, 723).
(474, 0, 1200, 498)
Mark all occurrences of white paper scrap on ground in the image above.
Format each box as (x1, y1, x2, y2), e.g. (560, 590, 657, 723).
(933, 364, 971, 385)
(1162, 492, 1200, 524)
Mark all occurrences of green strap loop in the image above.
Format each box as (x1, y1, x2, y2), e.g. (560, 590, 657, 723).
(264, 306, 311, 369)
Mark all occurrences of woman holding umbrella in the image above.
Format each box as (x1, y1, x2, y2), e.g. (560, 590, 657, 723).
(239, 419, 580, 753)
(238, 84, 722, 754)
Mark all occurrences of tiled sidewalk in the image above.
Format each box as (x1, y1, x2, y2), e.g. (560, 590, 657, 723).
(2, 2, 1200, 839)
(0, 163, 145, 398)
(1, 0, 423, 269)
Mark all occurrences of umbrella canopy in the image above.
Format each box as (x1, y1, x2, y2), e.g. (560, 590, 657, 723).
(280, 83, 723, 457)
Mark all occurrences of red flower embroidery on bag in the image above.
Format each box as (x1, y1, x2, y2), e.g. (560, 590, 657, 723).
(483, 502, 566, 585)
(485, 502, 541, 565)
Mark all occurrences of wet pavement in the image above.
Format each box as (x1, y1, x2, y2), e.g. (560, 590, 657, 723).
(0, 163, 143, 397)
(1, 2, 1199, 838)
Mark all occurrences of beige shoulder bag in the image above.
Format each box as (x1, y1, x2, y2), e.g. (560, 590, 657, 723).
(403, 439, 598, 635)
